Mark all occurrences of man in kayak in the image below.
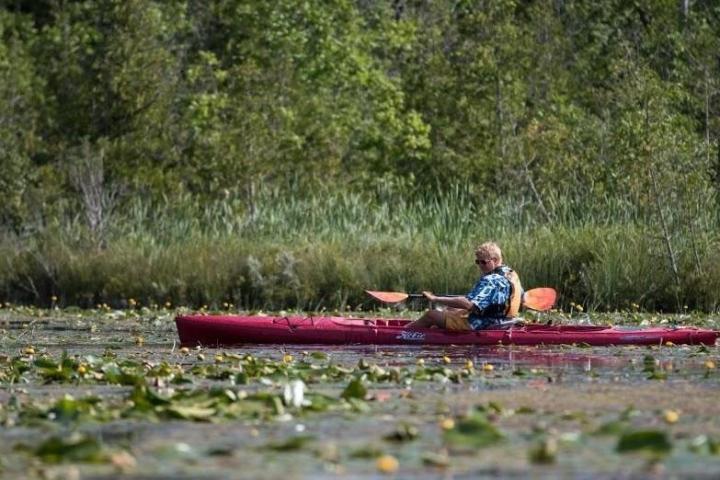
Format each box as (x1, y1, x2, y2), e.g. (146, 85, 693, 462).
(406, 242, 522, 330)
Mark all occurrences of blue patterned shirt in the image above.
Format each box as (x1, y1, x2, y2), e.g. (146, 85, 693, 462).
(466, 265, 514, 330)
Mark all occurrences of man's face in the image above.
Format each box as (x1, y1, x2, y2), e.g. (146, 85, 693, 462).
(474, 252, 498, 274)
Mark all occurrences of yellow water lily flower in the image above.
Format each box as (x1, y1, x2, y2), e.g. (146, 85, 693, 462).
(663, 410, 679, 424)
(376, 454, 399, 474)
(440, 418, 455, 430)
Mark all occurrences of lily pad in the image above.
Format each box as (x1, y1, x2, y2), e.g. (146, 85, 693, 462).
(593, 420, 627, 436)
(265, 434, 315, 451)
(34, 433, 105, 463)
(349, 445, 383, 459)
(444, 413, 504, 449)
(165, 404, 216, 421)
(616, 430, 672, 454)
(341, 378, 367, 400)
(422, 450, 450, 467)
(48, 395, 102, 424)
(646, 371, 668, 380)
(689, 435, 720, 455)
(383, 423, 420, 442)
(529, 438, 558, 464)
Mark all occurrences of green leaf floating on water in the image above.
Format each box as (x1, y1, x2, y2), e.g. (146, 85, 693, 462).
(165, 404, 216, 421)
(35, 433, 105, 463)
(641, 355, 668, 380)
(127, 385, 171, 412)
(476, 402, 503, 414)
(349, 444, 383, 459)
(616, 430, 672, 454)
(593, 420, 628, 436)
(48, 394, 102, 423)
(688, 435, 720, 454)
(265, 434, 315, 451)
(341, 378, 367, 400)
(383, 423, 420, 442)
(642, 355, 657, 372)
(303, 393, 335, 412)
(444, 413, 504, 449)
(528, 438, 558, 464)
(422, 450, 450, 467)
(345, 397, 370, 413)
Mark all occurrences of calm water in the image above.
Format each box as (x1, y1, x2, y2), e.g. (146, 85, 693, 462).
(1, 311, 719, 479)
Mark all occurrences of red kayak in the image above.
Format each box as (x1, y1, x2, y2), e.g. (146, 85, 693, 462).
(175, 314, 719, 346)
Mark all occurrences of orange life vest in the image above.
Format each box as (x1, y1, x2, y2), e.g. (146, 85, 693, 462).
(504, 270, 523, 318)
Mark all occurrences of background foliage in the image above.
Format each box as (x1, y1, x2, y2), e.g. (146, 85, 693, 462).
(1, 0, 719, 311)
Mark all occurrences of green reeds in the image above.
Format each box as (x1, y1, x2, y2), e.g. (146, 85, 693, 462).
(1, 188, 718, 312)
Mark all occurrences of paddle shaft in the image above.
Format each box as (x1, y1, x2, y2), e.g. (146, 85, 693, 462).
(406, 293, 457, 298)
(367, 287, 557, 311)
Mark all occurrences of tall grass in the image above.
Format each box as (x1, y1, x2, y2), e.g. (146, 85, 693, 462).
(1, 188, 718, 312)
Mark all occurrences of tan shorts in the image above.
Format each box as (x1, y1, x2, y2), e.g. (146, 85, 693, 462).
(443, 308, 472, 331)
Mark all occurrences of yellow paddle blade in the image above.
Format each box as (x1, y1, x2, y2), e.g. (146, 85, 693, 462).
(365, 290, 409, 303)
(523, 288, 557, 311)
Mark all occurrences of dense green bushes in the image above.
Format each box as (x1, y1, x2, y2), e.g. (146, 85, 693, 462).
(1, 2, 720, 311)
(1, 1, 719, 224)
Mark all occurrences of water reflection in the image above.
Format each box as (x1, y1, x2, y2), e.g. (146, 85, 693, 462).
(275, 344, 620, 371)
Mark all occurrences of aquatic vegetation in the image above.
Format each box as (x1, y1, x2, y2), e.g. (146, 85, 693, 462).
(33, 433, 107, 464)
(0, 312, 718, 477)
(616, 430, 673, 455)
(528, 437, 558, 464)
(443, 411, 504, 450)
(375, 454, 399, 474)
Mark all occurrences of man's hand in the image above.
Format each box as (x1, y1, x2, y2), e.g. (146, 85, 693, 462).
(422, 291, 438, 302)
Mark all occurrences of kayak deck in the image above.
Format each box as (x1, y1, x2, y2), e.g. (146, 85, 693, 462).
(175, 314, 719, 347)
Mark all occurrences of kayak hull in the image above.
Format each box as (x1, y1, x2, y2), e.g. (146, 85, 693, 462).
(175, 315, 719, 347)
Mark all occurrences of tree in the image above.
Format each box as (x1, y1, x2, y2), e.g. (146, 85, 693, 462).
(179, 0, 431, 203)
(0, 10, 41, 229)
(37, 0, 185, 195)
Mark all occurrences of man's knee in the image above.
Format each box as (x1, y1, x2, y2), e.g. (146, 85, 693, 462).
(430, 310, 446, 328)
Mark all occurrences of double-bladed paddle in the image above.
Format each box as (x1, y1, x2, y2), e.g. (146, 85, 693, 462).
(366, 287, 557, 312)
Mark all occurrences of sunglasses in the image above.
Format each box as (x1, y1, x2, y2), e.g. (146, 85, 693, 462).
(475, 259, 493, 265)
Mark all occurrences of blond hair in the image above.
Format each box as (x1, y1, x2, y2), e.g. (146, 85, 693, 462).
(475, 242, 503, 263)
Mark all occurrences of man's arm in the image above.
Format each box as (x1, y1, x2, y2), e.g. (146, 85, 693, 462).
(422, 291, 473, 310)
(466, 280, 495, 314)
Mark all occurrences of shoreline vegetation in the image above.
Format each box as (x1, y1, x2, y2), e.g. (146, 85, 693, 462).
(2, 2, 720, 312)
(1, 189, 719, 313)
